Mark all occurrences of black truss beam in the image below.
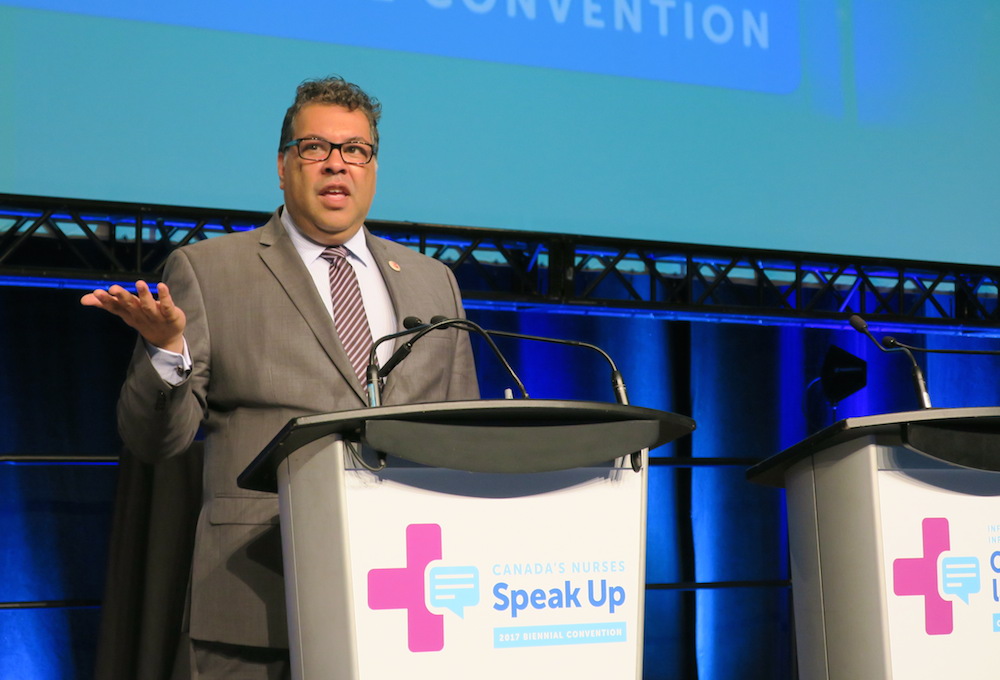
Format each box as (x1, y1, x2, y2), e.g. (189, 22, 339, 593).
(3, 193, 999, 332)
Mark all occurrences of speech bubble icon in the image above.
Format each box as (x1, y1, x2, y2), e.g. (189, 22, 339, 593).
(940, 556, 980, 605)
(428, 565, 480, 618)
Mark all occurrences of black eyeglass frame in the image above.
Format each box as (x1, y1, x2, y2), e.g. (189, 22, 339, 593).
(281, 137, 377, 165)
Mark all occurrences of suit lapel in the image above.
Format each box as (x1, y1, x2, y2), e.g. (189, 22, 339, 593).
(366, 230, 426, 403)
(257, 214, 366, 402)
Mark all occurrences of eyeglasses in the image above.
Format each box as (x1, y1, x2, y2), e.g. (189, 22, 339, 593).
(282, 137, 376, 165)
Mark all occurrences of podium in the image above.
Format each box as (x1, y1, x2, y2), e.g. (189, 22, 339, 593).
(748, 407, 1000, 680)
(239, 399, 694, 680)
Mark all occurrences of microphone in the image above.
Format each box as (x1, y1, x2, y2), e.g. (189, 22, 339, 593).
(436, 317, 641, 471)
(432, 316, 630, 406)
(365, 316, 431, 407)
(882, 335, 1000, 356)
(370, 316, 529, 404)
(848, 315, 932, 409)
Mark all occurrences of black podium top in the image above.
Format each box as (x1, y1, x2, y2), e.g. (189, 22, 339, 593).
(238, 399, 695, 493)
(747, 407, 1000, 487)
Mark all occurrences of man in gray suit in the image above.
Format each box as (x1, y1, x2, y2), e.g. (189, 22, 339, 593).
(83, 76, 479, 678)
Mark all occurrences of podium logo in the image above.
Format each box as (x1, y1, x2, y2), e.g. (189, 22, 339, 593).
(893, 517, 981, 636)
(368, 523, 480, 652)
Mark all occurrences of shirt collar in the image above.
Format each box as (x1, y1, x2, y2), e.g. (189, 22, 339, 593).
(280, 207, 372, 268)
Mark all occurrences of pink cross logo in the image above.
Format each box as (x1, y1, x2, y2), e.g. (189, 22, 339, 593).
(893, 517, 953, 635)
(368, 523, 445, 652)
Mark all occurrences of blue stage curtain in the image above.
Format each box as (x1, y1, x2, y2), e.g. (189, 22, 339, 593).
(926, 333, 1000, 408)
(0, 287, 129, 679)
(688, 322, 795, 679)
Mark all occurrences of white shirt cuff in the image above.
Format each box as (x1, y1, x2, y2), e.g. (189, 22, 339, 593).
(145, 338, 192, 386)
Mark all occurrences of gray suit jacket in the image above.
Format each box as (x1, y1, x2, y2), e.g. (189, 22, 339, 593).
(117, 211, 479, 648)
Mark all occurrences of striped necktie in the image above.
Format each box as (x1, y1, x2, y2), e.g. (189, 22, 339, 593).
(321, 246, 373, 385)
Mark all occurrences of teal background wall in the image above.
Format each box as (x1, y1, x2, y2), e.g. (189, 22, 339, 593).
(1, 0, 998, 264)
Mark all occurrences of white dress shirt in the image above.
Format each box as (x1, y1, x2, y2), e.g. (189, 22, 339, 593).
(279, 209, 396, 369)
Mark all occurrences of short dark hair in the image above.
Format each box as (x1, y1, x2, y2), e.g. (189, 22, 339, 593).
(278, 76, 381, 155)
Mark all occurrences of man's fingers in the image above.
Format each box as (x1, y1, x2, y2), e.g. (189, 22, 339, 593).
(133, 280, 158, 313)
(134, 280, 151, 299)
(81, 282, 184, 345)
(107, 284, 132, 300)
(81, 287, 127, 311)
(80, 290, 102, 307)
(80, 284, 145, 320)
(156, 282, 175, 313)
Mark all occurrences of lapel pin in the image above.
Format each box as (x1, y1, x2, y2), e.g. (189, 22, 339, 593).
(388, 260, 401, 272)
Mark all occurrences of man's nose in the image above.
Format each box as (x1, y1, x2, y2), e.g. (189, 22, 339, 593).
(320, 149, 347, 172)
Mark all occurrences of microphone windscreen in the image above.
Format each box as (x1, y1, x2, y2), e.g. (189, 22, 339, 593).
(848, 315, 868, 333)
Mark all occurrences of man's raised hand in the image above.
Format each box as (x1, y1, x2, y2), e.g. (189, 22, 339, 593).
(81, 280, 186, 353)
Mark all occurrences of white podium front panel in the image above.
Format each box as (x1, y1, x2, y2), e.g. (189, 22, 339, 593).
(784, 438, 1000, 680)
(346, 462, 646, 679)
(878, 464, 1000, 679)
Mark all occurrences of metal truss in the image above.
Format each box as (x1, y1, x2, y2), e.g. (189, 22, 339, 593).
(2, 193, 999, 331)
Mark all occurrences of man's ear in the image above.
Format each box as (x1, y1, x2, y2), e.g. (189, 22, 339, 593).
(277, 153, 286, 190)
